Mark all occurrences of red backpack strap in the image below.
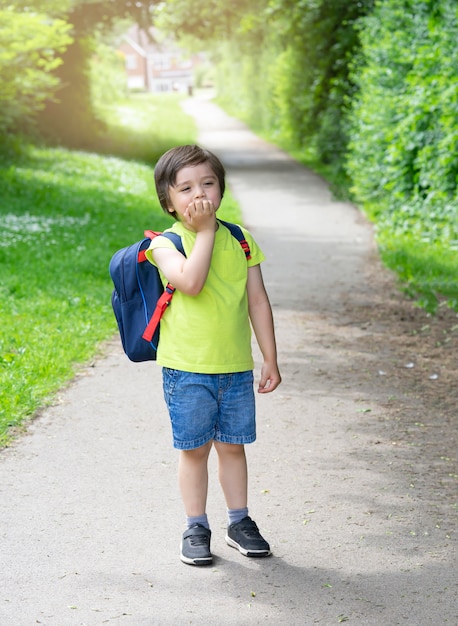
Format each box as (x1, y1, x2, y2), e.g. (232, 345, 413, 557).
(142, 284, 176, 342)
(139, 230, 185, 263)
(140, 230, 186, 342)
(137, 231, 161, 263)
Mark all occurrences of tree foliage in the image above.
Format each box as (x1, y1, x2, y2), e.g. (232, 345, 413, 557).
(65, 0, 154, 34)
(0, 7, 72, 135)
(156, 0, 265, 42)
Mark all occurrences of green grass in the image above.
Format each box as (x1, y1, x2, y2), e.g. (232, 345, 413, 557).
(0, 93, 242, 445)
(377, 232, 458, 313)
(94, 93, 198, 164)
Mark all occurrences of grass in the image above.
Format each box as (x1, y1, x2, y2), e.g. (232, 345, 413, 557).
(377, 233, 458, 313)
(0, 93, 242, 445)
(94, 93, 199, 164)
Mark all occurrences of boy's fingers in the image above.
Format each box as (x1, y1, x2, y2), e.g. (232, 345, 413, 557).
(258, 380, 273, 393)
(258, 372, 281, 394)
(187, 200, 214, 216)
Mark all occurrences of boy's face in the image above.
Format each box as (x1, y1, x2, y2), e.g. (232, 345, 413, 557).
(167, 162, 222, 220)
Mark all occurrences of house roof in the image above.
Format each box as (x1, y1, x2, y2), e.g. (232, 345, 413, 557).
(122, 36, 147, 57)
(123, 24, 178, 56)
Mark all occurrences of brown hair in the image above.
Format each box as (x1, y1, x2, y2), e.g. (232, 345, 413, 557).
(154, 144, 226, 219)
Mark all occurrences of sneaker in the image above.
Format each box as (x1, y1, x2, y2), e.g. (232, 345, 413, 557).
(225, 516, 271, 557)
(180, 524, 212, 566)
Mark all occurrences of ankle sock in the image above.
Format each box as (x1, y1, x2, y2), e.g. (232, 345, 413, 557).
(186, 513, 210, 530)
(227, 507, 249, 526)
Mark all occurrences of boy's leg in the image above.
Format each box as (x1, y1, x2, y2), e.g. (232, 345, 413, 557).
(178, 440, 213, 517)
(213, 441, 247, 509)
(178, 441, 213, 566)
(214, 441, 270, 558)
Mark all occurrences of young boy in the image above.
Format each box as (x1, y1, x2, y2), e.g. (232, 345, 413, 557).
(146, 145, 281, 566)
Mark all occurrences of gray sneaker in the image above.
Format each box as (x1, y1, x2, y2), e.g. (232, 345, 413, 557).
(226, 516, 271, 557)
(180, 524, 212, 566)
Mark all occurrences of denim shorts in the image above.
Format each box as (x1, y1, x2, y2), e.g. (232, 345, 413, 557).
(162, 368, 256, 450)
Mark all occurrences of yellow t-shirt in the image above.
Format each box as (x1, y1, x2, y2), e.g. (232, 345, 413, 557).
(145, 220, 265, 373)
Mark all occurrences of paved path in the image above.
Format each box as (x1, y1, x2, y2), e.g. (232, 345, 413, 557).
(1, 97, 456, 625)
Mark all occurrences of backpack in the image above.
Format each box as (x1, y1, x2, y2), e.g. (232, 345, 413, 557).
(109, 220, 251, 362)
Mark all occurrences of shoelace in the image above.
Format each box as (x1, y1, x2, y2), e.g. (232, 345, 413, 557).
(188, 534, 209, 546)
(240, 522, 260, 537)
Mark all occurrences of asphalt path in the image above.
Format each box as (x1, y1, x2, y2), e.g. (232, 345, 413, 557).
(1, 96, 456, 625)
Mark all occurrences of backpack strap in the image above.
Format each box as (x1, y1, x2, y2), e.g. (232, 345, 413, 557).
(141, 224, 248, 260)
(138, 230, 185, 262)
(141, 231, 185, 343)
(142, 284, 176, 342)
(160, 231, 185, 256)
(218, 220, 251, 260)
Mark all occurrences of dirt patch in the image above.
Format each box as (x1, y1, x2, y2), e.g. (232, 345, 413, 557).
(326, 251, 457, 513)
(346, 253, 457, 418)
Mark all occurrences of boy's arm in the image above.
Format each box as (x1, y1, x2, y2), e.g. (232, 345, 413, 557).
(247, 264, 282, 393)
(153, 200, 216, 296)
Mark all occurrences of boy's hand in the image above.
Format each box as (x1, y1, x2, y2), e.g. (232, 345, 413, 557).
(184, 199, 216, 231)
(258, 362, 282, 394)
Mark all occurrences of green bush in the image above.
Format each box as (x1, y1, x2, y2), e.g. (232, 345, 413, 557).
(346, 0, 458, 241)
(345, 0, 458, 310)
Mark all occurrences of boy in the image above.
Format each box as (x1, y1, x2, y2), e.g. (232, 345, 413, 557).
(146, 145, 281, 565)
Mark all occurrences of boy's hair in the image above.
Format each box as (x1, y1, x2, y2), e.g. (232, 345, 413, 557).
(154, 144, 226, 219)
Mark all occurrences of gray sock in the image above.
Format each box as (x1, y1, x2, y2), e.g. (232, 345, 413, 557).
(186, 513, 210, 530)
(227, 507, 249, 526)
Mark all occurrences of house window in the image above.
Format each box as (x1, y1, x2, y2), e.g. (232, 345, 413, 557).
(153, 56, 171, 70)
(126, 54, 137, 70)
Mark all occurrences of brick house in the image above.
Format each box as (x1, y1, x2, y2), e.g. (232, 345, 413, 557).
(118, 25, 201, 94)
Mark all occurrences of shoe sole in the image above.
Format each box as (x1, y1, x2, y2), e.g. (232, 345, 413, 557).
(180, 554, 213, 565)
(225, 535, 271, 557)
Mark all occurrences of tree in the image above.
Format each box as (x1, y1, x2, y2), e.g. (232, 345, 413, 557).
(155, 0, 265, 42)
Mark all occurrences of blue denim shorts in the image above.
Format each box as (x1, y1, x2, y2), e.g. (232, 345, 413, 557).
(162, 368, 256, 450)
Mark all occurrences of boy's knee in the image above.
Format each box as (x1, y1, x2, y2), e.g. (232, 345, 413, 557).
(215, 442, 245, 457)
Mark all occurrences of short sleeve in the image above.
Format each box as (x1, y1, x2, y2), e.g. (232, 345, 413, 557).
(145, 235, 177, 266)
(239, 226, 265, 267)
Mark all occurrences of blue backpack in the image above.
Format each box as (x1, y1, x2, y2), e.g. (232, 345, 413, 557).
(109, 221, 251, 362)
